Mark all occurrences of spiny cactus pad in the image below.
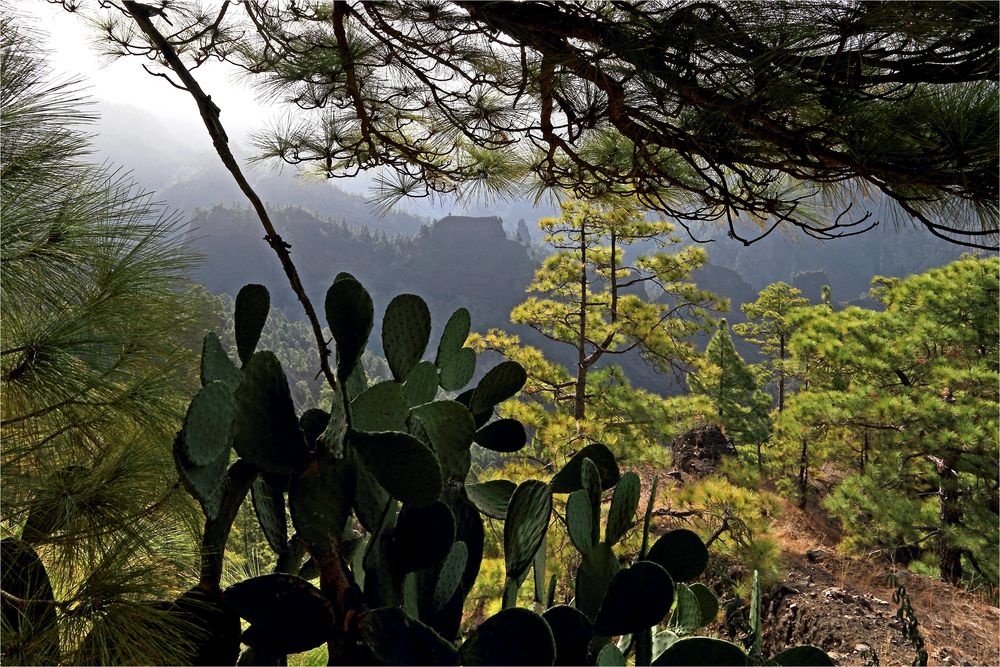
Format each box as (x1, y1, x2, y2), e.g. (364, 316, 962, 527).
(771, 645, 836, 666)
(566, 490, 594, 554)
(473, 418, 528, 453)
(464, 480, 516, 520)
(382, 294, 432, 382)
(435, 307, 471, 368)
(351, 381, 409, 432)
(543, 605, 594, 666)
(595, 561, 674, 636)
(351, 447, 390, 533)
(668, 583, 702, 635)
(173, 433, 228, 520)
(596, 644, 626, 666)
(605, 471, 640, 547)
(360, 607, 460, 666)
(225, 574, 336, 655)
(432, 540, 468, 610)
(646, 529, 709, 583)
(410, 400, 476, 482)
(201, 332, 242, 387)
(298, 408, 330, 448)
(234, 284, 270, 365)
(550, 443, 620, 493)
(288, 453, 354, 558)
(182, 381, 235, 466)
(251, 476, 288, 556)
(503, 480, 553, 584)
(391, 501, 456, 573)
(403, 360, 439, 406)
(232, 351, 309, 475)
(459, 607, 556, 667)
(575, 542, 620, 622)
(689, 583, 719, 628)
(651, 637, 748, 666)
(325, 278, 374, 381)
(439, 347, 477, 391)
(352, 431, 443, 507)
(580, 458, 602, 545)
(469, 361, 528, 414)
(173, 587, 241, 666)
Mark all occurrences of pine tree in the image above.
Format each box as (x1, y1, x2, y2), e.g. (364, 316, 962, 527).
(1, 18, 208, 664)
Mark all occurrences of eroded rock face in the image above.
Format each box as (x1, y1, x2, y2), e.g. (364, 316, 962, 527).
(669, 425, 737, 478)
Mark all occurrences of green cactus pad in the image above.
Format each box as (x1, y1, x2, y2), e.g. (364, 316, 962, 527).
(464, 480, 516, 519)
(225, 574, 336, 655)
(288, 452, 354, 558)
(640, 475, 659, 558)
(594, 561, 675, 637)
(432, 540, 468, 610)
(251, 476, 287, 556)
(360, 607, 461, 666)
(435, 307, 471, 368)
(0, 538, 59, 665)
(232, 351, 309, 475)
(550, 444, 620, 493)
(201, 332, 242, 387)
(651, 637, 748, 666)
(566, 490, 594, 554)
(173, 432, 228, 520)
(351, 381, 409, 432)
(645, 529, 709, 583)
(382, 294, 432, 382)
(173, 586, 242, 666)
(344, 360, 369, 401)
(532, 532, 547, 605)
(460, 607, 556, 667)
(596, 644, 626, 666)
(182, 381, 236, 467)
(469, 361, 527, 414)
(439, 347, 477, 391)
(574, 542, 620, 621)
(325, 277, 374, 381)
(503, 480, 553, 584)
(321, 385, 348, 457)
(689, 583, 719, 627)
(403, 360, 439, 406)
(652, 630, 680, 661)
(351, 446, 390, 533)
(605, 471, 640, 547)
(391, 501, 456, 573)
(299, 408, 330, 448)
(771, 645, 835, 666)
(352, 430, 443, 506)
(580, 458, 602, 545)
(543, 605, 594, 666)
(473, 418, 528, 453)
(410, 400, 476, 482)
(234, 284, 270, 365)
(667, 583, 702, 635)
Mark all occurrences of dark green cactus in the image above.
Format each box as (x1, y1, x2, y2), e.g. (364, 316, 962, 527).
(99, 279, 834, 667)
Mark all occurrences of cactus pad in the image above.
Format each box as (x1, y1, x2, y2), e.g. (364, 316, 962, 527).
(351, 381, 409, 432)
(574, 542, 620, 621)
(432, 540, 468, 610)
(325, 277, 374, 381)
(360, 607, 461, 666)
(232, 351, 309, 475)
(391, 501, 456, 573)
(435, 307, 471, 368)
(439, 347, 476, 391)
(382, 294, 431, 382)
(234, 284, 270, 365)
(225, 574, 336, 655)
(459, 607, 556, 667)
(667, 583, 702, 635)
(605, 471, 640, 547)
(352, 431, 443, 506)
(543, 605, 594, 666)
(771, 645, 835, 666)
(473, 418, 528, 453)
(201, 332, 242, 387)
(172, 586, 241, 666)
(595, 561, 674, 636)
(173, 432, 228, 520)
(651, 637, 747, 666)
(182, 381, 235, 466)
(403, 360, 439, 406)
(689, 583, 719, 628)
(503, 480, 552, 585)
(410, 400, 476, 482)
(645, 529, 709, 583)
(251, 476, 288, 556)
(566, 490, 594, 554)
(469, 361, 527, 414)
(550, 443, 620, 493)
(288, 452, 354, 558)
(580, 458, 602, 545)
(299, 408, 330, 448)
(596, 644, 626, 666)
(464, 480, 516, 519)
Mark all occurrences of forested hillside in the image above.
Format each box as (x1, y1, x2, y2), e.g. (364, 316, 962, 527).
(3, 4, 997, 667)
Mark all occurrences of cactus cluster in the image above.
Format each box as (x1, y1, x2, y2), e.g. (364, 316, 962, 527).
(4, 277, 835, 666)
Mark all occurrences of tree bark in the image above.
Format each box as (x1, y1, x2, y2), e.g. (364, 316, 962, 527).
(937, 450, 964, 584)
(778, 334, 786, 411)
(797, 438, 809, 509)
(574, 221, 588, 420)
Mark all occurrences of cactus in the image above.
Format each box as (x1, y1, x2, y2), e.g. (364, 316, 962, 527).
(1, 538, 59, 665)
(122, 279, 835, 666)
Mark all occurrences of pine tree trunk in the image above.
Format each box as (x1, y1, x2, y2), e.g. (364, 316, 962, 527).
(797, 438, 808, 509)
(937, 450, 963, 584)
(778, 335, 786, 412)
